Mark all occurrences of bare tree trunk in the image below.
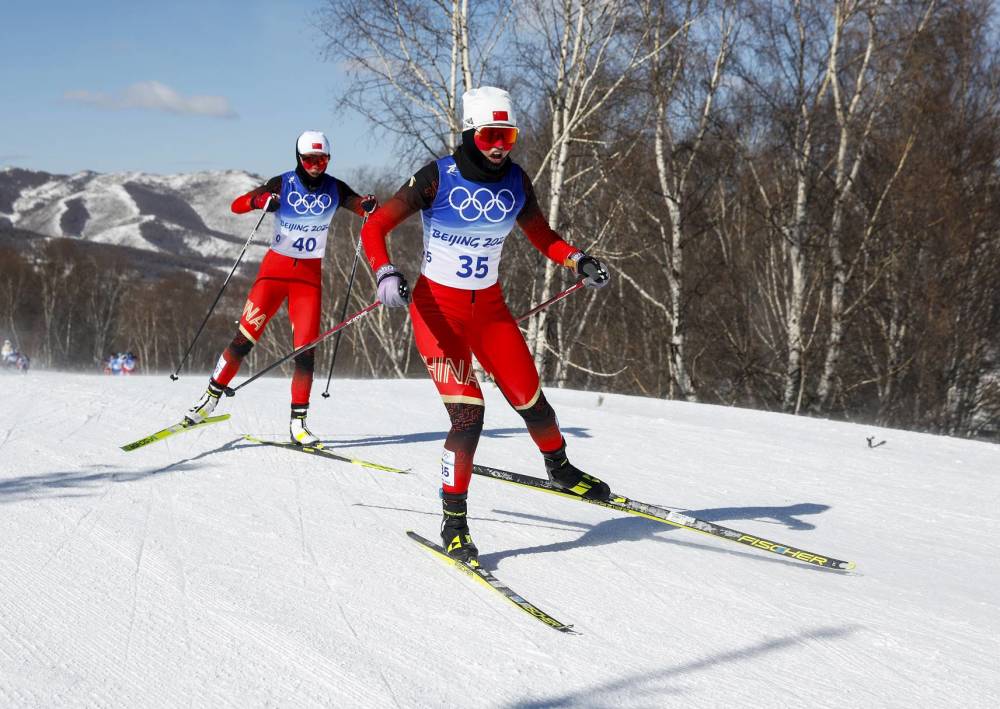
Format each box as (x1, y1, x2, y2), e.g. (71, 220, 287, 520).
(643, 1, 733, 401)
(521, 0, 681, 381)
(815, 1, 932, 410)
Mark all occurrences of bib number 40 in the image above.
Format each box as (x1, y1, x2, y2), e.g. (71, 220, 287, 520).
(457, 255, 489, 279)
(292, 236, 317, 253)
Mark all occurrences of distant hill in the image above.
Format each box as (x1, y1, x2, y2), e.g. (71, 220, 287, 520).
(0, 166, 265, 272)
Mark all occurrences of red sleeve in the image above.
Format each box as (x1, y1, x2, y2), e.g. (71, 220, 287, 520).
(231, 176, 282, 214)
(360, 195, 419, 271)
(360, 162, 438, 271)
(516, 172, 580, 267)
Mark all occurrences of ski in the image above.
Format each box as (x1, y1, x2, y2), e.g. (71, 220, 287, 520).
(407, 531, 577, 634)
(241, 435, 410, 474)
(472, 465, 855, 571)
(120, 414, 232, 452)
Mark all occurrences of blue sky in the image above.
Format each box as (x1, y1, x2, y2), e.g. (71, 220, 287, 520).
(0, 0, 394, 179)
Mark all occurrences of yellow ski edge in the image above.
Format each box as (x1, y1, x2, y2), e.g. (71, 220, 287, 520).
(407, 531, 578, 634)
(241, 434, 410, 474)
(120, 414, 232, 452)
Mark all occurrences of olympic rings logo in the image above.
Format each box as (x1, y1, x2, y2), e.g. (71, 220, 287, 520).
(287, 191, 332, 215)
(448, 186, 516, 223)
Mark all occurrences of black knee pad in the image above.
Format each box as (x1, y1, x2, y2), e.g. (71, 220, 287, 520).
(517, 391, 555, 425)
(444, 403, 484, 459)
(293, 348, 315, 373)
(228, 332, 254, 358)
(445, 402, 485, 435)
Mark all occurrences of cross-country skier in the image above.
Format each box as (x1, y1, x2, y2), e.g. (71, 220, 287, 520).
(184, 130, 377, 445)
(360, 86, 612, 564)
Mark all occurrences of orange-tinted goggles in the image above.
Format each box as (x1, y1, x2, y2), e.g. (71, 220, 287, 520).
(300, 154, 329, 169)
(474, 126, 519, 151)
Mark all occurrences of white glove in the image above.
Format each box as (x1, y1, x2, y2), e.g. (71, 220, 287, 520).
(376, 264, 410, 308)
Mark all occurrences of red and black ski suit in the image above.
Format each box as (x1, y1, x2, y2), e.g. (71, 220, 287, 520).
(361, 151, 583, 495)
(211, 170, 369, 408)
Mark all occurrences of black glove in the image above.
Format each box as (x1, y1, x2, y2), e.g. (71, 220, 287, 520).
(576, 254, 610, 289)
(360, 194, 379, 214)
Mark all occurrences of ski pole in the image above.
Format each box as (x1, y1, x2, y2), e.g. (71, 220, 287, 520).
(321, 213, 369, 398)
(515, 280, 585, 323)
(170, 194, 274, 381)
(223, 301, 382, 397)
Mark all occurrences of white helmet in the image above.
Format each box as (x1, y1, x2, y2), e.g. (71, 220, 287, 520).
(296, 130, 331, 156)
(462, 87, 516, 130)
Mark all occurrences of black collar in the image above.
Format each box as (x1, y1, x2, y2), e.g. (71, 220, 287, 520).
(295, 162, 326, 191)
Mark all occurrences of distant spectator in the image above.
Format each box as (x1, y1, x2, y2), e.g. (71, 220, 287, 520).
(1, 340, 29, 373)
(123, 352, 137, 375)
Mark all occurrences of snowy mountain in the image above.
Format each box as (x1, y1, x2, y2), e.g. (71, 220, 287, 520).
(0, 166, 262, 269)
(1, 372, 998, 707)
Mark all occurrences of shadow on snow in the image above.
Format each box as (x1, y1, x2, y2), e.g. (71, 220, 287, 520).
(506, 625, 860, 708)
(0, 439, 243, 502)
(476, 503, 841, 575)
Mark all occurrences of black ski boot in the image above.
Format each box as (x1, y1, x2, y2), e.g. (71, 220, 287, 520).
(543, 440, 611, 501)
(441, 492, 479, 566)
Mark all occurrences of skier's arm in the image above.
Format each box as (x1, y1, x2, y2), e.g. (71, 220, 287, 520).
(361, 162, 439, 271)
(517, 172, 610, 288)
(516, 173, 581, 268)
(231, 176, 283, 214)
(335, 179, 379, 217)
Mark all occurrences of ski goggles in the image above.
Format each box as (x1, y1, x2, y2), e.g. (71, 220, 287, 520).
(300, 153, 330, 169)
(474, 126, 519, 151)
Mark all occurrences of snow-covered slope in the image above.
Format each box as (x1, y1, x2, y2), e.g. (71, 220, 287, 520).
(1, 373, 998, 707)
(0, 167, 260, 264)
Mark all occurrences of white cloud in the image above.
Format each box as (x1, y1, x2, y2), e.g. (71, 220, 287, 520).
(64, 81, 238, 119)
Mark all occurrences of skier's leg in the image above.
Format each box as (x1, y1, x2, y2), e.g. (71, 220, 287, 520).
(286, 268, 322, 445)
(410, 277, 481, 563)
(471, 288, 611, 500)
(186, 274, 286, 424)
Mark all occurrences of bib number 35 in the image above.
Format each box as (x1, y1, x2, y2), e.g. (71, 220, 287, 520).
(456, 255, 489, 279)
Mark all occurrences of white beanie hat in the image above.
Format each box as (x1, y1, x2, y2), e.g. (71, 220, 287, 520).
(296, 130, 331, 155)
(462, 87, 517, 130)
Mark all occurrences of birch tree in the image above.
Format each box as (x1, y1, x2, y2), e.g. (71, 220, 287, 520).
(812, 0, 933, 412)
(516, 0, 687, 380)
(735, 0, 840, 412)
(322, 0, 513, 157)
(626, 0, 735, 401)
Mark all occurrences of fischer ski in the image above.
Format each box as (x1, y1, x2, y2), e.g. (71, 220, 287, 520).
(472, 465, 855, 571)
(120, 414, 232, 452)
(241, 435, 410, 474)
(407, 531, 577, 634)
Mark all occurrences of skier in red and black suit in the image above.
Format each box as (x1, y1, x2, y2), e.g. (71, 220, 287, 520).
(184, 130, 376, 445)
(361, 87, 612, 564)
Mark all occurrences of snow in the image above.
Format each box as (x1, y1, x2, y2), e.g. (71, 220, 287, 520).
(1, 372, 998, 707)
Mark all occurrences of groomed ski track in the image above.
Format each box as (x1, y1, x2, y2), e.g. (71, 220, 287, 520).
(1, 372, 998, 708)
